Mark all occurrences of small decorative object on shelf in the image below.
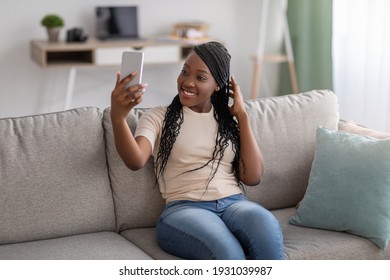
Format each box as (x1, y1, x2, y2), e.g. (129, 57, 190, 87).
(66, 27, 88, 43)
(41, 14, 64, 43)
(172, 21, 209, 40)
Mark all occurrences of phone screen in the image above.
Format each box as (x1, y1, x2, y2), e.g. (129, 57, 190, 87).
(120, 51, 144, 89)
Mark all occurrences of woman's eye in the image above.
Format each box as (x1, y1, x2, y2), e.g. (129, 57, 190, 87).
(181, 70, 188, 75)
(197, 75, 207, 81)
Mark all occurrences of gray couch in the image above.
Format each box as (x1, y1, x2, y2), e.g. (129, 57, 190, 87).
(1, 90, 389, 259)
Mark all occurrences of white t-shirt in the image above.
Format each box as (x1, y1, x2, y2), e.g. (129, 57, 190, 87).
(134, 105, 242, 203)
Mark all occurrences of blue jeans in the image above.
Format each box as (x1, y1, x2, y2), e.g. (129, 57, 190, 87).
(156, 194, 284, 260)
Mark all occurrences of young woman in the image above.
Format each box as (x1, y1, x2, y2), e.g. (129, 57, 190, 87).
(110, 41, 284, 260)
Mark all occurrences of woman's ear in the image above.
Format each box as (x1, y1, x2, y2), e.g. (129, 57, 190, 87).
(216, 85, 220, 91)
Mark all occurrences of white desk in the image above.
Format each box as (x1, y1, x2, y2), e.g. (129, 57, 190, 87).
(30, 37, 204, 109)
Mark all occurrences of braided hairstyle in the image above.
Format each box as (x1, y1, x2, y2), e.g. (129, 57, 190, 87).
(155, 41, 242, 192)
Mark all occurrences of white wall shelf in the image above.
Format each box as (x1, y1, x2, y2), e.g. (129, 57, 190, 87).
(30, 37, 212, 110)
(30, 38, 199, 68)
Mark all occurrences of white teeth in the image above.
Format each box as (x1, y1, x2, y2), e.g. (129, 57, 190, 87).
(184, 90, 197, 96)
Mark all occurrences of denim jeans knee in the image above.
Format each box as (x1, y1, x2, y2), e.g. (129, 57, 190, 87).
(156, 194, 284, 260)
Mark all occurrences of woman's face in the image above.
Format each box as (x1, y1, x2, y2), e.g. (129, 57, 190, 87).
(177, 52, 219, 113)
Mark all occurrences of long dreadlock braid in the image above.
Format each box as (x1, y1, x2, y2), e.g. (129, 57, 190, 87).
(155, 41, 242, 192)
(155, 94, 183, 181)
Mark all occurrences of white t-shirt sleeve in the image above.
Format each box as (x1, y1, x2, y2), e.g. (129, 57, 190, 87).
(134, 107, 166, 152)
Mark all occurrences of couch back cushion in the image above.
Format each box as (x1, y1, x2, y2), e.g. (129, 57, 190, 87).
(0, 107, 115, 245)
(244, 90, 339, 209)
(103, 108, 165, 232)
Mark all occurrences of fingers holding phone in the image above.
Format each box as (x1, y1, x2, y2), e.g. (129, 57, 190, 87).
(127, 81, 147, 105)
(119, 71, 147, 103)
(121, 51, 146, 105)
(111, 51, 146, 121)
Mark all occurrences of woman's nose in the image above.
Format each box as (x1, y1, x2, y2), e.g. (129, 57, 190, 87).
(184, 79, 195, 87)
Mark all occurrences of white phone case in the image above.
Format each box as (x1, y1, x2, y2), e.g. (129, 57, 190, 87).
(120, 51, 144, 89)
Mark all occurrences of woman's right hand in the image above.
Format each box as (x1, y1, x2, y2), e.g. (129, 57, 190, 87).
(110, 71, 148, 122)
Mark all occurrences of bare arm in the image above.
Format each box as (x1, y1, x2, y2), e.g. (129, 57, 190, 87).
(110, 71, 151, 170)
(229, 75, 264, 185)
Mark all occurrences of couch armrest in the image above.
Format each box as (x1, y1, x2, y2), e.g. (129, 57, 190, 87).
(338, 120, 390, 139)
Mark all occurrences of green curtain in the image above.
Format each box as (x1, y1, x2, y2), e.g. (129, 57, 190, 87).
(279, 0, 333, 95)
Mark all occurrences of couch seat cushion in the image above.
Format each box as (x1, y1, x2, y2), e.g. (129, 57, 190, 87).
(0, 232, 152, 260)
(275, 208, 390, 259)
(119, 208, 390, 260)
(120, 228, 182, 260)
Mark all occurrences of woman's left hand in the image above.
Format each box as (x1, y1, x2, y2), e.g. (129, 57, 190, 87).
(229, 75, 247, 121)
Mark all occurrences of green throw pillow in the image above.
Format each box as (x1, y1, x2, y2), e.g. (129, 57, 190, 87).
(289, 126, 390, 249)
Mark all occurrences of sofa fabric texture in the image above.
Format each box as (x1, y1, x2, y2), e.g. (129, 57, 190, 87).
(0, 232, 152, 260)
(0, 108, 115, 246)
(242, 90, 339, 209)
(290, 127, 390, 249)
(103, 108, 165, 232)
(1, 90, 389, 260)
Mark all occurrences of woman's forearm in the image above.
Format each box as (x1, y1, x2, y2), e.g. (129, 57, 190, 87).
(236, 112, 264, 185)
(112, 118, 149, 171)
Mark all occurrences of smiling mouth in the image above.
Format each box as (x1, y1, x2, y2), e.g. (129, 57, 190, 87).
(182, 89, 198, 96)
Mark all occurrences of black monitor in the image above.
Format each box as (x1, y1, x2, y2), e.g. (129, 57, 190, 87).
(95, 6, 139, 40)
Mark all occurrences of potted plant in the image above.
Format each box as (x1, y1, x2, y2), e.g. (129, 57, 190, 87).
(41, 14, 64, 42)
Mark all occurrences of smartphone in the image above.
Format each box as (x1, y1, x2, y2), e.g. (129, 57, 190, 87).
(120, 51, 144, 89)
